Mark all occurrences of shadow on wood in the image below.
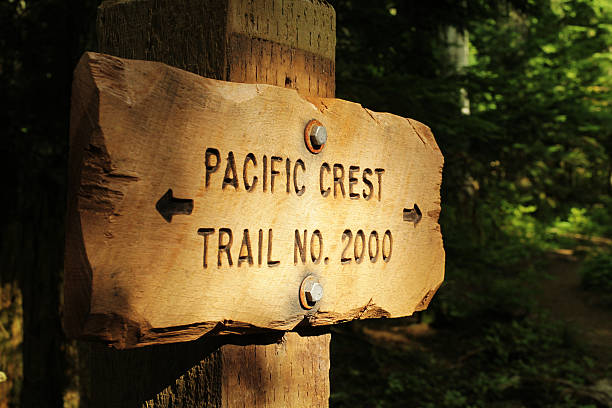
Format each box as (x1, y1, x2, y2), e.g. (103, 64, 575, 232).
(80, 331, 331, 407)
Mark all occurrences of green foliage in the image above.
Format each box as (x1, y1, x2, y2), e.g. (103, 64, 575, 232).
(552, 208, 600, 236)
(549, 204, 612, 239)
(331, 315, 603, 408)
(434, 235, 541, 323)
(463, 0, 612, 220)
(580, 251, 612, 306)
(331, 0, 612, 319)
(333, 0, 611, 234)
(330, 1, 612, 407)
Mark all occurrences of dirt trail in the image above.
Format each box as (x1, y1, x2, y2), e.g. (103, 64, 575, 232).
(537, 254, 612, 361)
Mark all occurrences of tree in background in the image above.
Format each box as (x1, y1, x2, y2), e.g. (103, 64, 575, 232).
(330, 2, 611, 405)
(331, 0, 611, 320)
(1, 0, 97, 406)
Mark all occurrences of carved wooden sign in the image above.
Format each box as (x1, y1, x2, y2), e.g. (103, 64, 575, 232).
(65, 52, 445, 348)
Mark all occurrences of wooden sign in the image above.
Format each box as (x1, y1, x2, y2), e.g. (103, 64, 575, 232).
(65, 52, 445, 349)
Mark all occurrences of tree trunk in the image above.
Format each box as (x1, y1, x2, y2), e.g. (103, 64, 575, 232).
(77, 0, 335, 406)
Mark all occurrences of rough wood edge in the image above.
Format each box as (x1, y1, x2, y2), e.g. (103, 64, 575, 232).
(64, 53, 100, 339)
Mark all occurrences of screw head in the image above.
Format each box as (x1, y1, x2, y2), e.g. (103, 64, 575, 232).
(310, 125, 327, 147)
(304, 119, 326, 154)
(305, 282, 324, 303)
(299, 275, 323, 309)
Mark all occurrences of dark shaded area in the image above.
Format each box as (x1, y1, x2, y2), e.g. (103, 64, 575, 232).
(79, 331, 288, 407)
(1, 0, 97, 405)
(81, 340, 223, 407)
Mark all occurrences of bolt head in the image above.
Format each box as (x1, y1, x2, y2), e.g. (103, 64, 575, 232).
(305, 282, 323, 303)
(310, 125, 327, 147)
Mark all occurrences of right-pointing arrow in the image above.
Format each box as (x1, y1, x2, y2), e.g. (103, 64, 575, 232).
(403, 203, 422, 225)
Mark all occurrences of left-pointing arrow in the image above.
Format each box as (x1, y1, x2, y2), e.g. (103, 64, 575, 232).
(155, 189, 194, 223)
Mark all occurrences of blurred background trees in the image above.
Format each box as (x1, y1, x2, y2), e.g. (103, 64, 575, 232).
(330, 1, 612, 406)
(331, 0, 611, 321)
(1, 0, 97, 405)
(1, 0, 610, 406)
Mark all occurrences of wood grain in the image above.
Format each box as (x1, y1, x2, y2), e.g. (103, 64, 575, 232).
(97, 0, 335, 96)
(65, 52, 445, 349)
(221, 332, 330, 407)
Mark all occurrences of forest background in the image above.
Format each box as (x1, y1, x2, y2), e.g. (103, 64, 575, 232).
(0, 0, 611, 406)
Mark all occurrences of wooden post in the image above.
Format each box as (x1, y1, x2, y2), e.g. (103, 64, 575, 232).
(80, 0, 335, 406)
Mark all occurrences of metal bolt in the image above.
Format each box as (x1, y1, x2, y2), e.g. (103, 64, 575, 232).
(299, 275, 323, 309)
(310, 124, 327, 147)
(304, 119, 326, 154)
(305, 281, 324, 303)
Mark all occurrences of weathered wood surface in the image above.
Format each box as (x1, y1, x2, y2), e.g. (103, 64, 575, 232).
(66, 52, 444, 349)
(78, 331, 328, 407)
(221, 333, 330, 406)
(97, 0, 335, 97)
